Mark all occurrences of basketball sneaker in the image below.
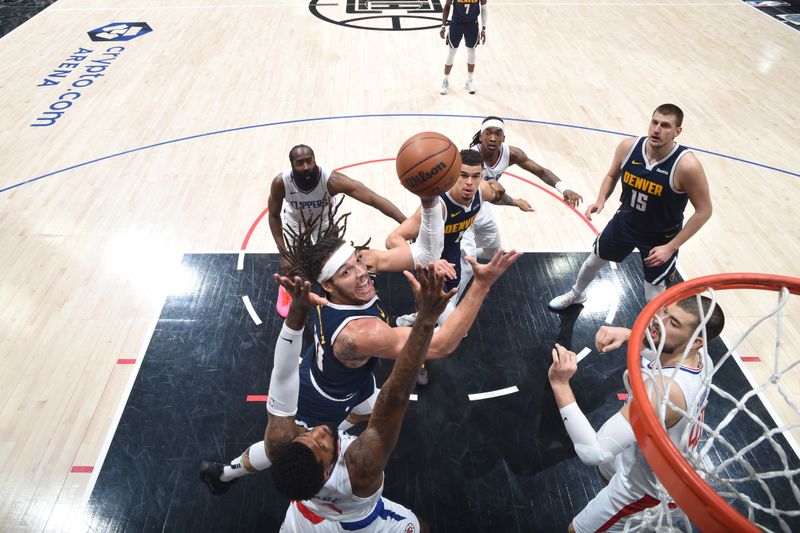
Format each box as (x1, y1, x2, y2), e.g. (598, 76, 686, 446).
(548, 289, 587, 311)
(200, 461, 236, 495)
(276, 285, 292, 318)
(439, 78, 449, 95)
(465, 79, 476, 94)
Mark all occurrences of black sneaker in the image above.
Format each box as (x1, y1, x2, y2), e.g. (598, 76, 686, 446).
(200, 461, 235, 495)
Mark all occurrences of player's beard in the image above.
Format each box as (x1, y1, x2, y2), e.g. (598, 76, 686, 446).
(293, 165, 321, 191)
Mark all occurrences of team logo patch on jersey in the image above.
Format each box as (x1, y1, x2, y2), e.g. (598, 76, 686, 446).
(309, 1, 444, 31)
(88, 22, 152, 42)
(405, 524, 416, 533)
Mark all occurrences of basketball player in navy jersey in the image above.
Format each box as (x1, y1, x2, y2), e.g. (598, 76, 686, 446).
(549, 104, 712, 310)
(268, 145, 406, 317)
(201, 203, 520, 493)
(439, 0, 487, 95)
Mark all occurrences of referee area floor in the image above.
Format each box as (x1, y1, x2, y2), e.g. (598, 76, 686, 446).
(85, 253, 799, 532)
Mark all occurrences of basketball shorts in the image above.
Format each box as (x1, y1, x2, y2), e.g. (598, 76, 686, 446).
(281, 498, 421, 532)
(448, 20, 479, 48)
(295, 362, 377, 428)
(572, 471, 673, 533)
(595, 212, 680, 285)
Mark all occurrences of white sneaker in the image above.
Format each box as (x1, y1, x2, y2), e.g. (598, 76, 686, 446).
(548, 290, 587, 311)
(396, 313, 417, 327)
(465, 79, 476, 94)
(439, 78, 449, 95)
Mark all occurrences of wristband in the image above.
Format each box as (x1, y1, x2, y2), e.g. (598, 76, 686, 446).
(555, 181, 570, 194)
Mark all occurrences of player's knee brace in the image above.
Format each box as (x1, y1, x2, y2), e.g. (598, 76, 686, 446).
(467, 46, 476, 64)
(445, 46, 457, 66)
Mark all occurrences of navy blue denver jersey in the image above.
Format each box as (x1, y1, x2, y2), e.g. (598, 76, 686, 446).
(440, 189, 482, 290)
(452, 0, 481, 24)
(307, 296, 388, 398)
(618, 137, 691, 232)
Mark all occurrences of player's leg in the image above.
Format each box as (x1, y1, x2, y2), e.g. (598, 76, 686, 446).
(463, 22, 480, 94)
(549, 215, 632, 310)
(442, 22, 465, 94)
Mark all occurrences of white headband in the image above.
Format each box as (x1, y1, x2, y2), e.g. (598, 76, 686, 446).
(480, 119, 505, 133)
(317, 244, 356, 283)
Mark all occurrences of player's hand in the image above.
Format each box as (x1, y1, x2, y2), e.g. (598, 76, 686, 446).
(595, 325, 632, 353)
(644, 244, 677, 267)
(404, 264, 456, 325)
(514, 198, 535, 212)
(548, 343, 578, 385)
(480, 30, 486, 45)
(466, 249, 522, 289)
(274, 273, 329, 309)
(584, 201, 604, 221)
(440, 26, 446, 40)
(563, 190, 583, 209)
(431, 259, 457, 280)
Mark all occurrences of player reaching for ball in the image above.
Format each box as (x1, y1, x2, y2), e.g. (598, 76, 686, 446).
(268, 144, 407, 317)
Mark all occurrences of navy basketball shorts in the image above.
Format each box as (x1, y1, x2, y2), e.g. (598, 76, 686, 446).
(295, 361, 377, 428)
(595, 213, 680, 286)
(448, 20, 479, 48)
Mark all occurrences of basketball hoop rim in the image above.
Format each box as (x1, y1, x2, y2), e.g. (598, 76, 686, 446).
(627, 272, 800, 532)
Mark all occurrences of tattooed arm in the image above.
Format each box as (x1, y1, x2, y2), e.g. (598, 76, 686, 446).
(345, 266, 454, 497)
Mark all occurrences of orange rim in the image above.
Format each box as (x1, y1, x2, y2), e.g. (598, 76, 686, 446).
(627, 273, 800, 532)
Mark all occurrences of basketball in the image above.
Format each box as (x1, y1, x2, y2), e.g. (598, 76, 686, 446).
(396, 132, 461, 198)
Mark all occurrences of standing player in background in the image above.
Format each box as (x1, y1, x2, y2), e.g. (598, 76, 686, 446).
(439, 0, 487, 95)
(459, 116, 582, 296)
(548, 104, 712, 310)
(268, 144, 406, 317)
(548, 296, 724, 531)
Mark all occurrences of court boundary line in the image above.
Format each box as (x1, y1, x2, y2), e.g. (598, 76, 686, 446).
(3, 113, 798, 194)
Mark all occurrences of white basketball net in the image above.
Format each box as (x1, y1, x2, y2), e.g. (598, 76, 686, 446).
(622, 286, 800, 533)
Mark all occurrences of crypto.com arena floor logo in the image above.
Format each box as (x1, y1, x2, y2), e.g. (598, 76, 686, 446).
(310, 0, 443, 31)
(88, 22, 153, 42)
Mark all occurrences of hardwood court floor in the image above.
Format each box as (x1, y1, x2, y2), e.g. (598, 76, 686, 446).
(1, 1, 799, 531)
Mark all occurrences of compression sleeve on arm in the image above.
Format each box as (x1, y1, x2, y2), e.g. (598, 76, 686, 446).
(266, 323, 304, 417)
(559, 403, 636, 465)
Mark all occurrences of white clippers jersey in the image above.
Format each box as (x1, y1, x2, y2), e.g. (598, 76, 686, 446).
(281, 165, 334, 231)
(623, 349, 713, 496)
(473, 142, 511, 180)
(302, 432, 384, 522)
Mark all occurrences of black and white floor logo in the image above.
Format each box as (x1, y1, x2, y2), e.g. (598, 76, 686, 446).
(88, 22, 153, 42)
(309, 1, 443, 31)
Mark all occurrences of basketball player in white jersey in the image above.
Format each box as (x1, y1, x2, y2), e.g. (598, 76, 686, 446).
(268, 144, 407, 316)
(266, 265, 452, 532)
(548, 104, 713, 310)
(548, 296, 725, 532)
(459, 116, 582, 295)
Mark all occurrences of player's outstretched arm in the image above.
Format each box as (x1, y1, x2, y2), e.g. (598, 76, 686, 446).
(549, 343, 636, 466)
(584, 138, 633, 220)
(328, 171, 406, 224)
(510, 145, 584, 209)
(267, 175, 287, 254)
(595, 325, 632, 353)
(264, 276, 324, 456)
(346, 266, 451, 497)
(385, 207, 422, 249)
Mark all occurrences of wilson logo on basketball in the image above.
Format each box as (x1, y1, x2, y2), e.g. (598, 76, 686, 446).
(405, 162, 446, 189)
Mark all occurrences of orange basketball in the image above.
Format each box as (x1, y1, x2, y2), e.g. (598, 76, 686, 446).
(396, 132, 461, 198)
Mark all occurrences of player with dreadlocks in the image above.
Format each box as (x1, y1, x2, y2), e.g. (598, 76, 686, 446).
(201, 199, 521, 494)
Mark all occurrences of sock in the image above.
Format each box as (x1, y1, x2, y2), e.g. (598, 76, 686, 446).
(443, 74, 449, 81)
(572, 252, 608, 296)
(220, 456, 248, 482)
(467, 72, 474, 81)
